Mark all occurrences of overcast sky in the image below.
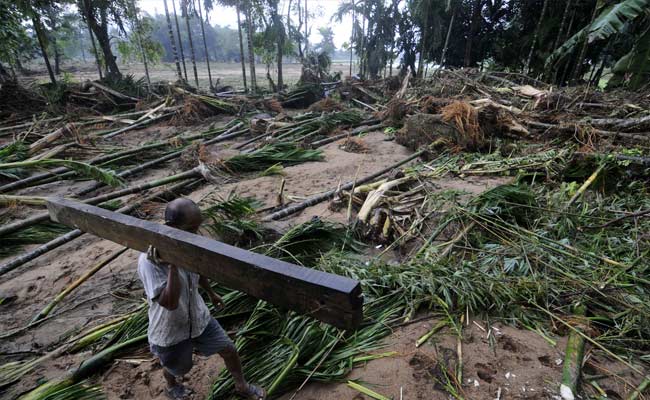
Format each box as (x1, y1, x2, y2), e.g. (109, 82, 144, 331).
(138, 0, 353, 48)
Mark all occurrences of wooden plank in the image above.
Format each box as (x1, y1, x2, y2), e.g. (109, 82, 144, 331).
(47, 197, 363, 329)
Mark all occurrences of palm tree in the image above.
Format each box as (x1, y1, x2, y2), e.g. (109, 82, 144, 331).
(171, 0, 188, 81)
(244, 0, 257, 92)
(524, 0, 550, 74)
(18, 1, 56, 84)
(130, 0, 151, 86)
(235, 3, 248, 92)
(439, 2, 456, 67)
(163, 0, 184, 81)
(181, 0, 200, 86)
(195, 0, 213, 88)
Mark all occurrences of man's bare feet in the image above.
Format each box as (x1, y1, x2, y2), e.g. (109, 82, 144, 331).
(165, 384, 193, 400)
(235, 383, 266, 400)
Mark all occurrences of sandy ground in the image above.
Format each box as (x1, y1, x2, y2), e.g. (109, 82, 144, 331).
(0, 118, 643, 399)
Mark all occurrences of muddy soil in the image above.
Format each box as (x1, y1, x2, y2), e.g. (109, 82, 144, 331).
(0, 120, 641, 400)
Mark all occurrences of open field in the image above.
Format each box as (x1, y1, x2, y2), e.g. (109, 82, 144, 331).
(20, 61, 353, 90)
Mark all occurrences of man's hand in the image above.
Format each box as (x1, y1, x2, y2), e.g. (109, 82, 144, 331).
(147, 245, 163, 265)
(208, 292, 224, 312)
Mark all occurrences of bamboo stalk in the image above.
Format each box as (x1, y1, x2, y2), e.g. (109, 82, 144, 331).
(31, 248, 128, 323)
(27, 124, 74, 156)
(628, 376, 650, 400)
(101, 112, 175, 138)
(310, 123, 383, 148)
(0, 195, 48, 206)
(560, 304, 587, 400)
(347, 381, 390, 400)
(88, 81, 140, 102)
(263, 150, 425, 221)
(0, 123, 238, 194)
(415, 320, 448, 347)
(77, 126, 247, 195)
(439, 221, 477, 259)
(566, 164, 604, 208)
(0, 168, 200, 237)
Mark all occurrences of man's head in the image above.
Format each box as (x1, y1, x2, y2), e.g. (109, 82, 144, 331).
(164, 198, 202, 233)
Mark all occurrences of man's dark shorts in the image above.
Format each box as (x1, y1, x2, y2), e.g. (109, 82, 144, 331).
(150, 318, 233, 376)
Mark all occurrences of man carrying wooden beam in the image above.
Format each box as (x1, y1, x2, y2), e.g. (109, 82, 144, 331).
(138, 198, 266, 400)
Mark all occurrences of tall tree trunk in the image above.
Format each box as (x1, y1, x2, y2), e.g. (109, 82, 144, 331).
(195, 0, 213, 88)
(32, 15, 56, 84)
(570, 1, 600, 83)
(163, 0, 184, 81)
(552, 9, 576, 85)
(295, 0, 304, 60)
(359, 12, 366, 76)
(524, 0, 549, 74)
(171, 0, 188, 81)
(304, 0, 308, 53)
(244, 2, 257, 92)
(82, 1, 121, 79)
(277, 40, 284, 92)
(235, 4, 248, 92)
(79, 31, 87, 63)
(271, 2, 284, 91)
(52, 40, 61, 75)
(388, 39, 395, 76)
(552, 0, 573, 51)
(464, 0, 483, 67)
(45, 8, 61, 75)
(349, 0, 355, 76)
(131, 2, 151, 87)
(417, 0, 430, 78)
(0, 62, 12, 83)
(182, 0, 200, 87)
(86, 19, 103, 79)
(439, 6, 456, 66)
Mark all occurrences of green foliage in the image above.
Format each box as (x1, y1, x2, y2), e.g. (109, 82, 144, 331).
(256, 217, 362, 266)
(101, 74, 147, 98)
(0, 0, 30, 65)
(0, 223, 70, 258)
(0, 159, 123, 187)
(117, 16, 164, 65)
(223, 143, 323, 173)
(314, 27, 336, 56)
(202, 195, 265, 247)
(546, 0, 650, 69)
(608, 25, 650, 89)
(0, 141, 29, 179)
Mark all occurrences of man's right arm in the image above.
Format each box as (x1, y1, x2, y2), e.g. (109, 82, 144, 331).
(156, 264, 182, 310)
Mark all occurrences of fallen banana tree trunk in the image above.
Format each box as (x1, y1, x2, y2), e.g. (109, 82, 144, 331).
(357, 176, 413, 222)
(0, 178, 203, 278)
(27, 124, 75, 156)
(263, 150, 425, 221)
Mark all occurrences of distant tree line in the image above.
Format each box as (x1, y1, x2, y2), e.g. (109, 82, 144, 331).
(1, 0, 648, 91)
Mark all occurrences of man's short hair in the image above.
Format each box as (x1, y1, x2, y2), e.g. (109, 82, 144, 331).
(164, 198, 202, 228)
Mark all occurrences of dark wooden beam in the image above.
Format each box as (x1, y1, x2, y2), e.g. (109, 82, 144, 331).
(47, 197, 363, 330)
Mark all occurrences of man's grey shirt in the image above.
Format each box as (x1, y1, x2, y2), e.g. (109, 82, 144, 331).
(137, 253, 211, 347)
